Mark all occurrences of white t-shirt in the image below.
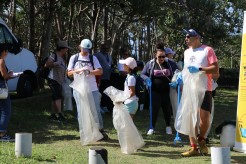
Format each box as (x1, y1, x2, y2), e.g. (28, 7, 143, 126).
(184, 45, 218, 91)
(124, 74, 138, 104)
(67, 53, 102, 92)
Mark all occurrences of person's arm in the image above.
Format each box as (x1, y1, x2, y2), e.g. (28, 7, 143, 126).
(0, 59, 13, 80)
(140, 61, 150, 80)
(212, 69, 220, 81)
(67, 55, 76, 77)
(200, 62, 218, 74)
(45, 54, 60, 68)
(90, 68, 103, 76)
(128, 86, 135, 98)
(67, 70, 76, 77)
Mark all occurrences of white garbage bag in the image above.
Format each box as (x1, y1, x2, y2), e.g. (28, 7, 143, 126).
(70, 74, 103, 145)
(169, 69, 180, 118)
(104, 86, 145, 154)
(175, 68, 207, 137)
(62, 77, 73, 111)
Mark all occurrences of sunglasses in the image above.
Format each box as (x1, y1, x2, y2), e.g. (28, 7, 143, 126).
(186, 35, 197, 39)
(157, 56, 165, 59)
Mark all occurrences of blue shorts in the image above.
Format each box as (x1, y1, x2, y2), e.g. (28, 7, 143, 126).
(124, 100, 138, 115)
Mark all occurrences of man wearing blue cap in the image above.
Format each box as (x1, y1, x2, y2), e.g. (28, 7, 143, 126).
(174, 29, 219, 157)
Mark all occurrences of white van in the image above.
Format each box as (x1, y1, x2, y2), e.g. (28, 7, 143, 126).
(0, 18, 38, 97)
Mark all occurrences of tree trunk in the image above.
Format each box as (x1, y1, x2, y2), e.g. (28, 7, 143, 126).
(39, 0, 55, 63)
(38, 0, 55, 89)
(28, 0, 35, 53)
(103, 7, 108, 43)
(10, 0, 16, 33)
(91, 2, 101, 52)
(146, 19, 151, 61)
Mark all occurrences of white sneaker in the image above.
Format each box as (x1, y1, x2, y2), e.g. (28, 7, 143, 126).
(147, 129, 154, 135)
(166, 126, 172, 134)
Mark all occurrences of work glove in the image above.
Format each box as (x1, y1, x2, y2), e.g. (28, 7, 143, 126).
(145, 78, 152, 87)
(187, 66, 199, 73)
(176, 72, 183, 85)
(169, 82, 177, 88)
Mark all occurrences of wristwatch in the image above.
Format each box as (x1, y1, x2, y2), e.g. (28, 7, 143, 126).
(199, 67, 202, 71)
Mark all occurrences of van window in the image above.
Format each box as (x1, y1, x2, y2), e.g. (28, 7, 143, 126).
(0, 24, 15, 44)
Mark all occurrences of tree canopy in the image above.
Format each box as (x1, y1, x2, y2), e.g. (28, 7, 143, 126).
(0, 0, 244, 68)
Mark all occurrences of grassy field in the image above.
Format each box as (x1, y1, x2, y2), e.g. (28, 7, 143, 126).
(0, 88, 245, 164)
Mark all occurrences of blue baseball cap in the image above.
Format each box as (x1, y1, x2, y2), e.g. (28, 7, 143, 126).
(164, 48, 175, 55)
(183, 29, 200, 37)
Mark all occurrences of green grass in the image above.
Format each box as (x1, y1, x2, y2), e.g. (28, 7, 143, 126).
(0, 88, 245, 163)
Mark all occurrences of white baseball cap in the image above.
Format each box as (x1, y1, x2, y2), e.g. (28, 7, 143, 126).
(119, 57, 137, 69)
(80, 39, 92, 52)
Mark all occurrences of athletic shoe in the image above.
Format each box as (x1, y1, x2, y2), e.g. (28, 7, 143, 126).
(49, 114, 58, 121)
(0, 134, 15, 142)
(198, 139, 208, 155)
(100, 108, 105, 114)
(101, 107, 109, 113)
(147, 129, 154, 135)
(166, 126, 172, 134)
(181, 147, 200, 157)
(58, 113, 66, 122)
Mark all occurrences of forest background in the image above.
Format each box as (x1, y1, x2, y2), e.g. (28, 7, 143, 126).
(0, 0, 245, 69)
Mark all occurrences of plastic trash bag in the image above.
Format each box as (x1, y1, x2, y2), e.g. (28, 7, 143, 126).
(175, 68, 207, 137)
(104, 86, 145, 154)
(169, 69, 180, 118)
(70, 74, 103, 145)
(62, 77, 73, 111)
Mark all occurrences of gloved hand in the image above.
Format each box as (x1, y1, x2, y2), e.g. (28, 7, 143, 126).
(169, 82, 177, 88)
(187, 66, 199, 73)
(83, 69, 90, 76)
(145, 78, 152, 87)
(176, 72, 183, 85)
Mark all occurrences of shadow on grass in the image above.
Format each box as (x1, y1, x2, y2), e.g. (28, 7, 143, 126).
(90, 138, 120, 148)
(33, 155, 57, 163)
(231, 155, 246, 163)
(33, 133, 80, 144)
(136, 149, 183, 158)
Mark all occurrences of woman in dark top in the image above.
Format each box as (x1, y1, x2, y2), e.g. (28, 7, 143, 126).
(0, 43, 15, 141)
(141, 43, 173, 135)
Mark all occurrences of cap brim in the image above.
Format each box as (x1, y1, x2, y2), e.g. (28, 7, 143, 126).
(82, 48, 90, 52)
(182, 29, 198, 37)
(119, 59, 126, 65)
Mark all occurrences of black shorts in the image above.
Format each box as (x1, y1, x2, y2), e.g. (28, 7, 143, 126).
(201, 91, 212, 113)
(47, 79, 63, 100)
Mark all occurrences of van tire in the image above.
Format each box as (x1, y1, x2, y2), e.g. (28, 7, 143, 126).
(17, 74, 33, 98)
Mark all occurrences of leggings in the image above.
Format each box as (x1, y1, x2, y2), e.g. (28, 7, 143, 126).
(151, 91, 171, 128)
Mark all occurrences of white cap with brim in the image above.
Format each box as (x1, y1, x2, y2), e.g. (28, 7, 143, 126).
(80, 39, 92, 53)
(119, 57, 137, 69)
(82, 48, 90, 53)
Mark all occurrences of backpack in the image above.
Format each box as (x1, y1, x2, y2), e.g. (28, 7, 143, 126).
(126, 74, 146, 103)
(73, 53, 101, 85)
(73, 53, 95, 70)
(39, 53, 57, 79)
